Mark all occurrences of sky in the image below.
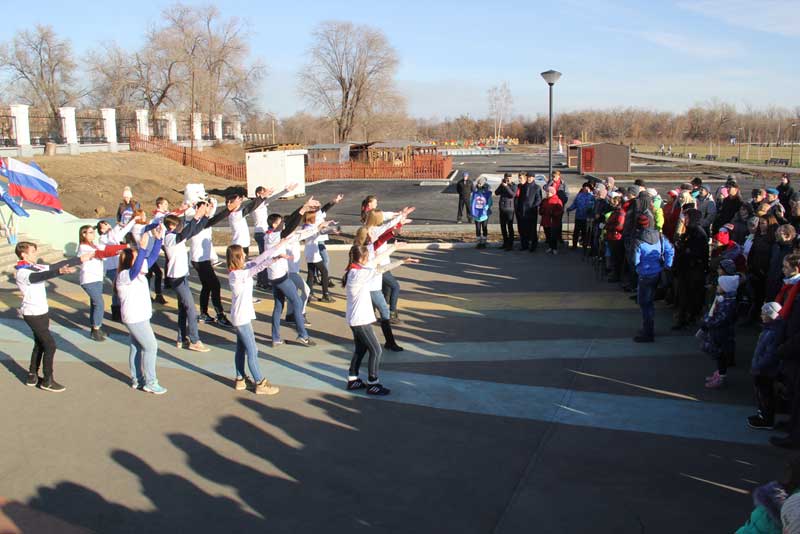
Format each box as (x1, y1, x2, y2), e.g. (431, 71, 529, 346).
(4, 0, 799, 119)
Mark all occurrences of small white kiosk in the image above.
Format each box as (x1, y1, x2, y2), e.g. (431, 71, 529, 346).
(245, 147, 308, 198)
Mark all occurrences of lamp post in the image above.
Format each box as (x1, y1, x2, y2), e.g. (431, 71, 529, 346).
(791, 123, 798, 167)
(737, 127, 743, 162)
(540, 69, 562, 179)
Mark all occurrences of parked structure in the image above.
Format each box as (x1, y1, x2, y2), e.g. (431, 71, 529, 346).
(568, 142, 631, 174)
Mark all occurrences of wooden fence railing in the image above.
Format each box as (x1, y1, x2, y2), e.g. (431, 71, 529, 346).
(305, 155, 453, 182)
(129, 134, 246, 181)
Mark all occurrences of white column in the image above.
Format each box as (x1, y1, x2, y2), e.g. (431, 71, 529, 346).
(59, 106, 79, 155)
(213, 114, 223, 140)
(135, 109, 149, 137)
(192, 113, 202, 142)
(164, 112, 178, 142)
(100, 108, 117, 151)
(9, 104, 31, 155)
(234, 120, 243, 141)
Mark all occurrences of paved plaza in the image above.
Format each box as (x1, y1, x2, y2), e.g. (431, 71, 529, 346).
(0, 245, 786, 533)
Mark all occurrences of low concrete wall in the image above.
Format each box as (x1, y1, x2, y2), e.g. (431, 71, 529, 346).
(0, 204, 100, 256)
(0, 143, 130, 158)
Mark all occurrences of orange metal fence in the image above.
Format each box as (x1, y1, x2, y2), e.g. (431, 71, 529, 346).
(305, 155, 453, 182)
(129, 134, 246, 182)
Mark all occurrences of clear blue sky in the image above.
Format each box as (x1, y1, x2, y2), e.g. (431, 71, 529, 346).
(7, 0, 799, 119)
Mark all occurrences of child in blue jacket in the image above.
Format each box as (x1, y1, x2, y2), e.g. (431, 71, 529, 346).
(748, 302, 786, 429)
(471, 177, 493, 249)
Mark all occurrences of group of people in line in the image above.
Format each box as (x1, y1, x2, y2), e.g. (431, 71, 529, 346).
(14, 185, 418, 397)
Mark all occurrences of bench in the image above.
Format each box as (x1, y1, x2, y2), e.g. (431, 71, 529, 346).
(765, 158, 790, 166)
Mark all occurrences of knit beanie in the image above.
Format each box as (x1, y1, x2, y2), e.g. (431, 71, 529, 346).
(718, 275, 739, 293)
(767, 188, 779, 196)
(720, 259, 737, 275)
(762, 302, 782, 319)
(627, 185, 640, 197)
(547, 186, 556, 196)
(646, 188, 658, 198)
(782, 491, 800, 532)
(596, 184, 607, 194)
(714, 229, 731, 246)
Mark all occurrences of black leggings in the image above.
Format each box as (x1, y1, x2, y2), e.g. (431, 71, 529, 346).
(499, 210, 515, 244)
(573, 220, 587, 247)
(349, 324, 383, 382)
(754, 375, 775, 422)
(24, 313, 56, 380)
(475, 220, 488, 237)
(544, 227, 558, 251)
(146, 261, 163, 294)
(307, 262, 330, 298)
(192, 260, 223, 315)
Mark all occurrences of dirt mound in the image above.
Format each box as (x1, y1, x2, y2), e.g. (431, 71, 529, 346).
(30, 152, 244, 218)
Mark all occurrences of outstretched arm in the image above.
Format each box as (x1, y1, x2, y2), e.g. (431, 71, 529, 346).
(28, 257, 84, 283)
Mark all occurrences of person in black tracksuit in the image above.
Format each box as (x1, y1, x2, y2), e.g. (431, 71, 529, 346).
(456, 173, 475, 223)
(516, 174, 542, 251)
(495, 173, 517, 251)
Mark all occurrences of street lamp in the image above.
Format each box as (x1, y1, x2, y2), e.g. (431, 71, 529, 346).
(540, 69, 562, 180)
(737, 127, 744, 163)
(791, 123, 798, 167)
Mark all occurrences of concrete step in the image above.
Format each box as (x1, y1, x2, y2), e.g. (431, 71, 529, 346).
(0, 234, 64, 274)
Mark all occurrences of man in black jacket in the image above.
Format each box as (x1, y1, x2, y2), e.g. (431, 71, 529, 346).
(516, 173, 542, 251)
(456, 172, 475, 223)
(495, 173, 517, 250)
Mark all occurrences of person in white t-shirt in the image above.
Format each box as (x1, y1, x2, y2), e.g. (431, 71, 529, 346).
(303, 210, 336, 303)
(77, 225, 129, 341)
(225, 239, 288, 395)
(188, 197, 232, 327)
(251, 185, 275, 290)
(310, 194, 343, 287)
(342, 244, 418, 396)
(97, 217, 137, 321)
(162, 204, 212, 352)
(207, 184, 297, 256)
(116, 225, 168, 394)
(15, 241, 94, 392)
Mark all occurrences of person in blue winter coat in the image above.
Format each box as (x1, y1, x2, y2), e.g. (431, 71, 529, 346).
(567, 182, 595, 249)
(747, 302, 786, 429)
(702, 272, 740, 389)
(471, 177, 493, 249)
(632, 214, 674, 342)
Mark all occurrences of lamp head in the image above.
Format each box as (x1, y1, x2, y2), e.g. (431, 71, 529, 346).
(540, 70, 562, 85)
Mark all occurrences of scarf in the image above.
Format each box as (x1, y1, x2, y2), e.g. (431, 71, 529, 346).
(776, 273, 800, 320)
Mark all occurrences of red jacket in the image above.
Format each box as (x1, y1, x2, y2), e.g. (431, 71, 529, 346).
(662, 202, 682, 242)
(605, 209, 625, 241)
(539, 196, 564, 228)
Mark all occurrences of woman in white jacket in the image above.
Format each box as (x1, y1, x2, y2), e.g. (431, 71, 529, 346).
(342, 244, 418, 396)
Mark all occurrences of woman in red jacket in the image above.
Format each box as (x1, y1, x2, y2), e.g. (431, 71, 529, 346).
(605, 196, 626, 282)
(540, 186, 564, 255)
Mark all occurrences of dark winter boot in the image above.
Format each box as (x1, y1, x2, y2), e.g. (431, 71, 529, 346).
(111, 305, 122, 322)
(380, 319, 403, 352)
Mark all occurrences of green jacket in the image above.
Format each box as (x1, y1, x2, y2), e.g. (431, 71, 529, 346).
(736, 482, 788, 534)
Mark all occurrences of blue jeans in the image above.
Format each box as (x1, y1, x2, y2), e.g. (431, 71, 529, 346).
(381, 271, 400, 312)
(286, 272, 309, 317)
(127, 320, 159, 387)
(271, 277, 309, 341)
(168, 276, 199, 343)
(319, 244, 330, 271)
(81, 281, 105, 328)
(637, 273, 659, 337)
(234, 322, 264, 382)
(105, 268, 119, 307)
(371, 290, 390, 320)
(254, 232, 269, 287)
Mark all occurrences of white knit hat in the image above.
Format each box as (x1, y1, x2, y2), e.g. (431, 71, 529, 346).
(718, 275, 740, 294)
(762, 302, 782, 319)
(646, 188, 658, 198)
(782, 492, 800, 533)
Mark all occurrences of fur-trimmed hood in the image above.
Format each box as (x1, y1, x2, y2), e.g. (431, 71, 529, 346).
(754, 481, 788, 523)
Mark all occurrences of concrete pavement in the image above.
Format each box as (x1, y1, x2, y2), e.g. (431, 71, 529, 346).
(0, 246, 786, 533)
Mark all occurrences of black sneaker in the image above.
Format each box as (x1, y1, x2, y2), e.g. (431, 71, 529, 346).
(216, 315, 233, 328)
(198, 313, 216, 324)
(308, 295, 320, 302)
(153, 294, 168, 305)
(90, 328, 106, 342)
(26, 373, 39, 387)
(366, 383, 391, 396)
(384, 343, 404, 352)
(297, 337, 316, 347)
(40, 378, 66, 393)
(347, 378, 366, 391)
(319, 295, 336, 303)
(747, 414, 774, 430)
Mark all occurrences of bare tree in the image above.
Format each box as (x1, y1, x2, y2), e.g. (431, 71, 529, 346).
(86, 43, 137, 108)
(299, 21, 399, 141)
(0, 25, 83, 117)
(487, 82, 512, 146)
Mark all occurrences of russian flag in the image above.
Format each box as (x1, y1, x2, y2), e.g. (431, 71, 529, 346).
(0, 157, 62, 212)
